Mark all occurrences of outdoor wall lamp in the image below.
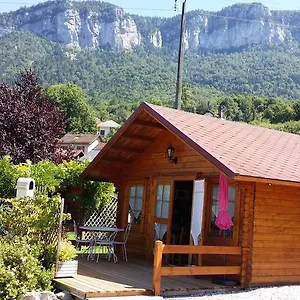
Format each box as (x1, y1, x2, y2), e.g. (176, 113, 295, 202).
(167, 145, 178, 164)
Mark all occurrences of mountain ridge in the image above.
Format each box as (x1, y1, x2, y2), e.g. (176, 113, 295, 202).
(1, 1, 300, 52)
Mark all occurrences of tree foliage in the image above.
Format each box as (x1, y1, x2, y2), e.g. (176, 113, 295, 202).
(44, 83, 96, 133)
(0, 71, 65, 164)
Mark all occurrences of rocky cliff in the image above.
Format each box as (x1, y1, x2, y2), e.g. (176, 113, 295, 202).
(0, 1, 299, 52)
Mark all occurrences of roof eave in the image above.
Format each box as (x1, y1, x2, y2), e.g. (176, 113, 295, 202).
(234, 175, 300, 187)
(80, 103, 148, 180)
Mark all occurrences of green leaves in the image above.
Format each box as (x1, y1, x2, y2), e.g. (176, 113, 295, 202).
(0, 237, 53, 300)
(43, 83, 96, 134)
(0, 157, 115, 223)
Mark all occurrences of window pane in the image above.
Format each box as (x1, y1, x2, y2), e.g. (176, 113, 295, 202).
(135, 197, 143, 212)
(156, 223, 167, 241)
(212, 202, 219, 218)
(159, 224, 167, 241)
(210, 186, 236, 236)
(229, 187, 235, 201)
(128, 185, 143, 224)
(163, 185, 171, 201)
(228, 202, 235, 218)
(157, 185, 163, 201)
(136, 186, 144, 198)
(155, 200, 162, 217)
(129, 197, 135, 209)
(130, 186, 136, 197)
(212, 187, 218, 201)
(162, 202, 169, 218)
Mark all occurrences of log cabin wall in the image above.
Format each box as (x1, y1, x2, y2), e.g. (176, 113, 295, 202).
(117, 128, 220, 259)
(239, 181, 255, 288)
(251, 183, 300, 286)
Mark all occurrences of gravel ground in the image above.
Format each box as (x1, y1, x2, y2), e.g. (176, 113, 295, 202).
(167, 285, 300, 300)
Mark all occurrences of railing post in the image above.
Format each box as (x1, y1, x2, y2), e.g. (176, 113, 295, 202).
(153, 240, 164, 296)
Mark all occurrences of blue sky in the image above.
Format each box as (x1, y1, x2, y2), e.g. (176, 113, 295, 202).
(0, 0, 299, 16)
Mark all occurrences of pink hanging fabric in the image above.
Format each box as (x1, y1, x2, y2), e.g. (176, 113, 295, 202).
(215, 173, 233, 230)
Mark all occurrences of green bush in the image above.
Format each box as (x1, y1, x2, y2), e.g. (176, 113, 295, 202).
(0, 157, 115, 223)
(58, 240, 77, 262)
(0, 237, 53, 300)
(0, 194, 61, 244)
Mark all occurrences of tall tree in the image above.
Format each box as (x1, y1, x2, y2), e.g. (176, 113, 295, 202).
(0, 71, 65, 164)
(44, 84, 96, 133)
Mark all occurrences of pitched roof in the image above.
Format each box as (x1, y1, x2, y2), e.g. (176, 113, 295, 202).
(59, 133, 100, 145)
(94, 142, 106, 151)
(97, 120, 120, 128)
(144, 103, 300, 183)
(82, 102, 300, 184)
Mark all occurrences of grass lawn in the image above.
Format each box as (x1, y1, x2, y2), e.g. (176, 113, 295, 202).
(67, 232, 111, 255)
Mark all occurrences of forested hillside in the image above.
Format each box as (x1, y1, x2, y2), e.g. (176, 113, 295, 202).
(2, 32, 300, 101)
(1, 30, 300, 133)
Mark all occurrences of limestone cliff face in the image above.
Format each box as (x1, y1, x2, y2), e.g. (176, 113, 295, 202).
(16, 5, 141, 50)
(198, 4, 289, 51)
(0, 1, 299, 52)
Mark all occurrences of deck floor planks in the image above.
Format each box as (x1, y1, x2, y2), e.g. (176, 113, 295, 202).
(54, 257, 220, 298)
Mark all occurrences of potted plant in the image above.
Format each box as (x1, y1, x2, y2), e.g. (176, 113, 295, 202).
(55, 240, 78, 278)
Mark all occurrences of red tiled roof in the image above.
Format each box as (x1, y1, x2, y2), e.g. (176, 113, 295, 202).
(94, 142, 106, 151)
(59, 133, 100, 145)
(145, 103, 300, 183)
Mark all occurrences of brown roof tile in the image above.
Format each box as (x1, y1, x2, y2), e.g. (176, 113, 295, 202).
(59, 134, 100, 145)
(82, 102, 300, 183)
(146, 103, 300, 183)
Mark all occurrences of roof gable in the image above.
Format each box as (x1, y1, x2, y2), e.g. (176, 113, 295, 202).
(82, 102, 300, 183)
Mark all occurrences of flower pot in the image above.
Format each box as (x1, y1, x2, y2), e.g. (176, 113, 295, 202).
(55, 260, 78, 278)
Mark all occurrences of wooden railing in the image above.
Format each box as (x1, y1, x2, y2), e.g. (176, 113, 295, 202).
(152, 240, 242, 296)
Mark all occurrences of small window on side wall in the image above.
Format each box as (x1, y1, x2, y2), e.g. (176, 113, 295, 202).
(210, 186, 235, 237)
(128, 185, 144, 224)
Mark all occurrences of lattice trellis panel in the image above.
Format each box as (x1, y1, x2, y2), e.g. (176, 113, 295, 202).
(83, 197, 118, 239)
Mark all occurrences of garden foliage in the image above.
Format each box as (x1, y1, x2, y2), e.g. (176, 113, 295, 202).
(0, 156, 115, 221)
(0, 156, 114, 298)
(0, 193, 61, 299)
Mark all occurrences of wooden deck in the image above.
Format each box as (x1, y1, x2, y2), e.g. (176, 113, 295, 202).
(54, 257, 223, 299)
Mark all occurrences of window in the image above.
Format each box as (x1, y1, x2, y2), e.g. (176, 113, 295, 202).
(210, 186, 235, 236)
(128, 185, 144, 224)
(76, 146, 85, 151)
(155, 184, 170, 219)
(100, 129, 106, 137)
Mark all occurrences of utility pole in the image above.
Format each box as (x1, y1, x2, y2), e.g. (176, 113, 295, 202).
(175, 0, 187, 110)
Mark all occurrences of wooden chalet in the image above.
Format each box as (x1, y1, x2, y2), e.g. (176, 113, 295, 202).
(79, 102, 300, 295)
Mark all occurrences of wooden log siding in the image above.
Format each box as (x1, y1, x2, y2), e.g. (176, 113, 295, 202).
(123, 130, 219, 179)
(251, 183, 300, 285)
(152, 241, 242, 296)
(239, 182, 255, 288)
(117, 129, 220, 258)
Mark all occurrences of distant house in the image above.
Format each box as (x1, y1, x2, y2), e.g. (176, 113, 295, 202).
(96, 120, 120, 139)
(58, 133, 102, 154)
(80, 141, 106, 161)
